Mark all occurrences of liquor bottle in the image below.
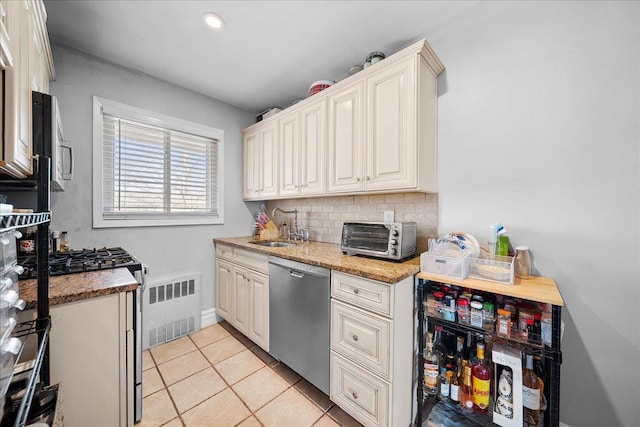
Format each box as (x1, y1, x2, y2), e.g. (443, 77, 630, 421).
(472, 342, 491, 414)
(433, 326, 445, 364)
(454, 335, 465, 370)
(523, 354, 541, 426)
(438, 367, 450, 400)
(450, 364, 461, 404)
(423, 334, 439, 396)
(460, 365, 474, 413)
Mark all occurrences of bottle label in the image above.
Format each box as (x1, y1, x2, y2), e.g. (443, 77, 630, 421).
(440, 382, 449, 397)
(522, 386, 541, 410)
(450, 384, 460, 401)
(472, 377, 491, 409)
(424, 362, 439, 389)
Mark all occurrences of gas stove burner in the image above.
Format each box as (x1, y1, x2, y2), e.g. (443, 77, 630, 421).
(18, 247, 141, 279)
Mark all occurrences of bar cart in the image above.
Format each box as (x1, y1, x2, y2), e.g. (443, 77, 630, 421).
(415, 271, 563, 427)
(0, 157, 59, 426)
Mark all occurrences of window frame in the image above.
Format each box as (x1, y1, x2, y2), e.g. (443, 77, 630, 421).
(92, 96, 224, 228)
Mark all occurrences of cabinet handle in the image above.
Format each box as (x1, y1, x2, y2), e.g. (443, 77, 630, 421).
(356, 177, 361, 182)
(353, 335, 359, 342)
(352, 391, 358, 399)
(366, 176, 370, 181)
(353, 288, 359, 295)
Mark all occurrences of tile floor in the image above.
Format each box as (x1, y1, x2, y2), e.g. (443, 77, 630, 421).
(139, 321, 363, 427)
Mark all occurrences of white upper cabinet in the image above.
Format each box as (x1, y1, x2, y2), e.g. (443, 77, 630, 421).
(243, 121, 278, 200)
(1, 0, 53, 178)
(242, 38, 444, 200)
(279, 99, 326, 197)
(327, 81, 365, 193)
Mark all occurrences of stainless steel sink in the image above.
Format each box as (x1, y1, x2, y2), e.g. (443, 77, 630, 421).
(250, 241, 295, 248)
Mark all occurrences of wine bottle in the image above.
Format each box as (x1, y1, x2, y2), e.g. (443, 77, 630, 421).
(523, 354, 541, 426)
(472, 342, 491, 414)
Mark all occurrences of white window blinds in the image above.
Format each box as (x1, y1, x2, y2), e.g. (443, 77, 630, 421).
(93, 96, 224, 227)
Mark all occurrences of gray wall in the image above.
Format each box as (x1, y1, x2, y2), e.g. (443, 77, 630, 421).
(431, 2, 639, 426)
(47, 44, 257, 320)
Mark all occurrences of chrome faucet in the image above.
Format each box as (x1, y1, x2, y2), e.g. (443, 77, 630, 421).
(272, 207, 309, 241)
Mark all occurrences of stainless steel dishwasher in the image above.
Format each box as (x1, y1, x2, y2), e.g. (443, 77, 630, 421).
(269, 256, 330, 395)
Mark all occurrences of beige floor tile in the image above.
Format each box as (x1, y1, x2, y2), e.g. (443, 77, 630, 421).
(189, 323, 231, 348)
(151, 336, 197, 364)
(237, 415, 262, 427)
(168, 367, 227, 414)
(255, 387, 324, 427)
(157, 350, 210, 386)
(232, 366, 291, 411)
(201, 335, 247, 365)
(181, 388, 250, 427)
(314, 415, 341, 427)
(143, 350, 155, 371)
(143, 366, 165, 397)
(138, 389, 178, 427)
(162, 418, 184, 427)
(214, 349, 265, 385)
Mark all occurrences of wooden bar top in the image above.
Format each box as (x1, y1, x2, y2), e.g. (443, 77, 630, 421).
(19, 267, 138, 310)
(416, 271, 564, 306)
(214, 236, 421, 284)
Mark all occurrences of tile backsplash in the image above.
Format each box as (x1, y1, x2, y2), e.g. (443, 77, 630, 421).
(265, 192, 438, 253)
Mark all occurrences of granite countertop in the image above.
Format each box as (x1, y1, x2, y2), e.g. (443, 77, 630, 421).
(214, 236, 421, 284)
(19, 267, 138, 310)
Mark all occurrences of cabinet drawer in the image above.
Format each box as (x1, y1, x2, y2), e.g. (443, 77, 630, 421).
(330, 351, 389, 427)
(215, 243, 234, 261)
(331, 300, 391, 380)
(233, 248, 269, 274)
(331, 271, 392, 317)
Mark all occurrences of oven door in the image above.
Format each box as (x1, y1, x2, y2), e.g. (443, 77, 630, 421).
(341, 223, 391, 256)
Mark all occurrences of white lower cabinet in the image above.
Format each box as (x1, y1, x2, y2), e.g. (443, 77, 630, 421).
(330, 271, 414, 427)
(214, 244, 269, 351)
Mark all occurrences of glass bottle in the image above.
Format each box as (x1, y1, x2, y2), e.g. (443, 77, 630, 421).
(460, 365, 474, 413)
(523, 354, 541, 426)
(515, 246, 532, 279)
(472, 343, 491, 414)
(59, 231, 70, 252)
(423, 334, 439, 396)
(449, 365, 461, 404)
(438, 367, 450, 400)
(433, 326, 445, 364)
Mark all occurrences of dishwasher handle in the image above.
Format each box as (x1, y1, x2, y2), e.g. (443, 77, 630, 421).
(289, 269, 305, 279)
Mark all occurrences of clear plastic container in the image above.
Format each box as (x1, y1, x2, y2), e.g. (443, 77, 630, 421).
(515, 246, 532, 278)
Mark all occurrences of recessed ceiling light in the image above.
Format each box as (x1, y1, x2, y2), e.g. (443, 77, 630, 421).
(203, 13, 224, 30)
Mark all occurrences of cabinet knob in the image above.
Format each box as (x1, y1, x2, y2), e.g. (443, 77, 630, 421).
(352, 391, 358, 399)
(356, 177, 361, 182)
(353, 288, 359, 295)
(353, 334, 359, 342)
(366, 176, 370, 181)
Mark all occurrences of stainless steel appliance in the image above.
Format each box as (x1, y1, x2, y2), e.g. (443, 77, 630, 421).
(340, 221, 417, 260)
(268, 257, 330, 395)
(18, 247, 146, 423)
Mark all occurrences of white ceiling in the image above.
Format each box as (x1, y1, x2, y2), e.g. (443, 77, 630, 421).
(44, 1, 478, 113)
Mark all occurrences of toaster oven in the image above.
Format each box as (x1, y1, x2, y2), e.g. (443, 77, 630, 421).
(340, 222, 417, 261)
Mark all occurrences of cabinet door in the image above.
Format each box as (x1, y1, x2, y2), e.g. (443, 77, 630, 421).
(243, 131, 259, 200)
(366, 57, 417, 191)
(300, 100, 326, 195)
(278, 110, 300, 197)
(2, 0, 33, 178)
(0, 1, 13, 69)
(259, 122, 278, 198)
(215, 258, 234, 321)
(248, 272, 269, 351)
(328, 81, 365, 193)
(232, 265, 250, 334)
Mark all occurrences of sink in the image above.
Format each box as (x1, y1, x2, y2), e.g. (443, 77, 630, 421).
(250, 241, 295, 248)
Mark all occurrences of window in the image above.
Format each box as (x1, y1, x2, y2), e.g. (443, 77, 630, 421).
(92, 97, 224, 227)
